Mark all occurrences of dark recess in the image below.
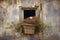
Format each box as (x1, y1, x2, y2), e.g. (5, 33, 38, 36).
(24, 10, 35, 19)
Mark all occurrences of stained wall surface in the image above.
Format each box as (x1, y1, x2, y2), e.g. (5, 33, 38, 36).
(41, 0, 60, 40)
(0, 0, 60, 40)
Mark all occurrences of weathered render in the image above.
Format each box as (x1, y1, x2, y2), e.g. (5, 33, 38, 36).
(0, 0, 60, 40)
(42, 0, 60, 40)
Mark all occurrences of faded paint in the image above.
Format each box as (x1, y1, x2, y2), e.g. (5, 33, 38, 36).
(0, 0, 60, 40)
(41, 0, 60, 40)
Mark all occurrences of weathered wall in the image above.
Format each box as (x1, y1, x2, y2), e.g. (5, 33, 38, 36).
(41, 0, 60, 40)
(0, 0, 60, 40)
(0, 0, 40, 40)
(0, 1, 20, 40)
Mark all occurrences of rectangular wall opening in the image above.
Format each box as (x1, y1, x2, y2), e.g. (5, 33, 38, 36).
(24, 10, 35, 19)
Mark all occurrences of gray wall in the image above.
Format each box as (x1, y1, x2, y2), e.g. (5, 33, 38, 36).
(42, 0, 60, 40)
(0, 0, 60, 40)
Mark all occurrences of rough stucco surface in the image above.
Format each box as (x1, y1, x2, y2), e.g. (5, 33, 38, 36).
(42, 0, 60, 40)
(0, 0, 40, 40)
(0, 0, 60, 40)
(0, 1, 20, 40)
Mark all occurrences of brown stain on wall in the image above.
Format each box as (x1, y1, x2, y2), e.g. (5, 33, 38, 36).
(0, 0, 17, 4)
(53, 0, 60, 7)
(0, 0, 7, 3)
